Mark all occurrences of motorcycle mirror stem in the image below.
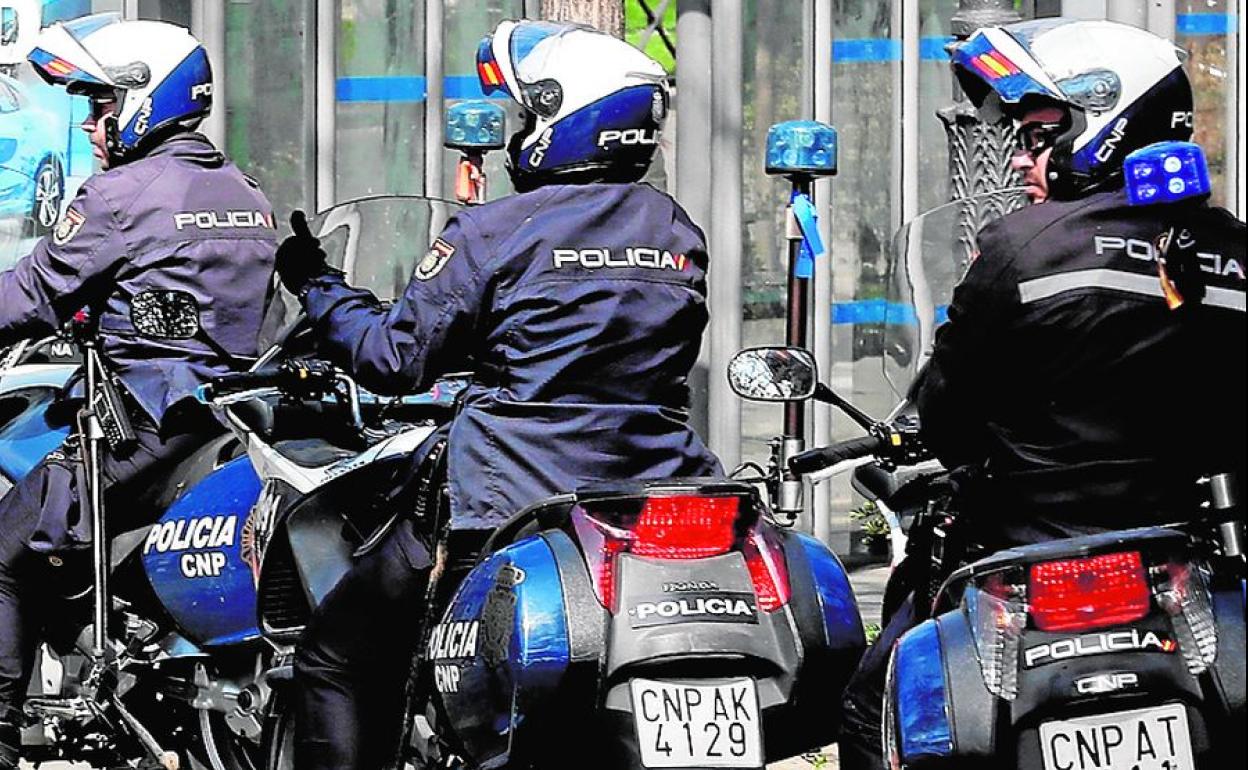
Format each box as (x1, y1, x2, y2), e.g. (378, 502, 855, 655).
(812, 382, 876, 432)
(764, 121, 838, 520)
(444, 101, 506, 205)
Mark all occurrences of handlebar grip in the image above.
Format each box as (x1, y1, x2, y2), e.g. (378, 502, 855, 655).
(202, 369, 282, 400)
(789, 436, 884, 475)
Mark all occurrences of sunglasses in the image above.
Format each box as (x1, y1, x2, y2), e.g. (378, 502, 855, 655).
(89, 97, 118, 122)
(1017, 121, 1064, 156)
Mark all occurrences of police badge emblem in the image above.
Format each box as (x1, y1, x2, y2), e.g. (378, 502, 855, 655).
(52, 209, 87, 246)
(416, 238, 456, 280)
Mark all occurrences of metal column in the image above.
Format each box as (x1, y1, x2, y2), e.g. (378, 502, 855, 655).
(1105, 0, 1146, 27)
(424, 0, 445, 199)
(677, 0, 714, 444)
(315, 0, 336, 212)
(811, 0, 835, 545)
(191, 1, 227, 148)
(899, 1, 920, 229)
(708, 0, 743, 473)
(1146, 0, 1175, 40)
(1236, 0, 1246, 218)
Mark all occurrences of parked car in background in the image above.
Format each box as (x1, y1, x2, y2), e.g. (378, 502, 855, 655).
(0, 71, 66, 236)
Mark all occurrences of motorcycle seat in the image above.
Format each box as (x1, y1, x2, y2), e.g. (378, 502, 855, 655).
(272, 438, 359, 469)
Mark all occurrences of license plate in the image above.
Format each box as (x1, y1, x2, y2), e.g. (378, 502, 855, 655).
(1040, 703, 1195, 770)
(630, 678, 763, 768)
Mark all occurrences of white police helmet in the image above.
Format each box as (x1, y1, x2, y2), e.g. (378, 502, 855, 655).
(28, 14, 213, 164)
(950, 18, 1193, 199)
(477, 20, 669, 190)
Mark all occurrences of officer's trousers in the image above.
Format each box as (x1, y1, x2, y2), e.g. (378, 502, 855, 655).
(293, 523, 491, 770)
(0, 414, 207, 764)
(838, 595, 918, 770)
(292, 517, 433, 770)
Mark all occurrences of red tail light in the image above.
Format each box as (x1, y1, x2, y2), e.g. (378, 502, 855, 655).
(571, 493, 790, 613)
(632, 496, 739, 559)
(743, 526, 791, 612)
(1028, 551, 1151, 632)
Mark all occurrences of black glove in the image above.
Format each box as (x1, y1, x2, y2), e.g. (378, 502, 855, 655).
(275, 210, 328, 296)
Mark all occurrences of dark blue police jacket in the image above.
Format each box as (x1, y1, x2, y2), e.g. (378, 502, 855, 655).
(302, 182, 723, 528)
(0, 132, 277, 426)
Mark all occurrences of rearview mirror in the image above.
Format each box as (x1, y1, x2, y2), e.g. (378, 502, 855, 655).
(131, 290, 201, 340)
(727, 346, 817, 402)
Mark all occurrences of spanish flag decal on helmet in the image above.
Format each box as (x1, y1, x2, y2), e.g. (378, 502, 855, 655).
(968, 49, 1020, 80)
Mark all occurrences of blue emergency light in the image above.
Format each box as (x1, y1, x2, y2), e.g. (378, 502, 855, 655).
(765, 120, 838, 177)
(444, 101, 506, 151)
(1123, 141, 1210, 206)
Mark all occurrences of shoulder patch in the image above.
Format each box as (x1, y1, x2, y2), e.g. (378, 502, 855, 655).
(415, 238, 456, 281)
(52, 208, 87, 246)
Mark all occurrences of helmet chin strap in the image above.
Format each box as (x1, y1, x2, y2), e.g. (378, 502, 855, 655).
(102, 113, 130, 166)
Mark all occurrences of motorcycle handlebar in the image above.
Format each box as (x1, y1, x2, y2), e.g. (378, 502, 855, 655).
(789, 435, 884, 475)
(200, 369, 283, 401)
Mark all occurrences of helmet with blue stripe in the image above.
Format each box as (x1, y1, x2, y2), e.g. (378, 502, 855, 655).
(27, 14, 212, 164)
(477, 20, 669, 191)
(950, 18, 1192, 200)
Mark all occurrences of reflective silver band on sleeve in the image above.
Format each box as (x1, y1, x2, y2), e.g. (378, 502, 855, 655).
(1018, 268, 1246, 312)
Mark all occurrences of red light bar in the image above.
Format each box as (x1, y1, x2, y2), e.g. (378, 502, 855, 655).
(1029, 551, 1151, 632)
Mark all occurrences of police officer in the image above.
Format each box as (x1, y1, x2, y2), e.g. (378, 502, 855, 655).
(840, 19, 1246, 768)
(0, 17, 275, 766)
(274, 20, 721, 769)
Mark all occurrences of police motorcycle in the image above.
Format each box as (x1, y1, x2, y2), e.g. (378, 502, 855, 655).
(0, 185, 477, 770)
(0, 281, 272, 765)
(405, 121, 865, 770)
(780, 142, 1246, 770)
(201, 115, 866, 770)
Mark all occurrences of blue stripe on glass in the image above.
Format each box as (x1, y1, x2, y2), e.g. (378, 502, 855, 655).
(832, 36, 953, 62)
(336, 75, 504, 102)
(341, 14, 1236, 103)
(336, 76, 426, 103)
(445, 74, 491, 99)
(920, 36, 953, 60)
(1176, 13, 1235, 36)
(830, 300, 948, 325)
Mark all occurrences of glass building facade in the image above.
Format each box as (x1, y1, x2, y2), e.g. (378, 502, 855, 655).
(0, 0, 1242, 553)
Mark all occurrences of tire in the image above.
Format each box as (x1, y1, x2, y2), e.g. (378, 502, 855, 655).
(26, 157, 64, 237)
(189, 708, 266, 770)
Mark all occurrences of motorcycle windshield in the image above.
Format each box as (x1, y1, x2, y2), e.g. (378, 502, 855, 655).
(882, 190, 1028, 398)
(0, 167, 52, 270)
(260, 194, 463, 346)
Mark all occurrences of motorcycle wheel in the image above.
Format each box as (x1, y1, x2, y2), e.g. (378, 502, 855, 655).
(189, 709, 265, 770)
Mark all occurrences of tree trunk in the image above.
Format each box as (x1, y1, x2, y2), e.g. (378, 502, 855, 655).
(540, 0, 624, 38)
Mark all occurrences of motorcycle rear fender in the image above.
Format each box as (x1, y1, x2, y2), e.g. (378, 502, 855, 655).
(888, 611, 998, 766)
(434, 531, 582, 769)
(1210, 580, 1246, 720)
